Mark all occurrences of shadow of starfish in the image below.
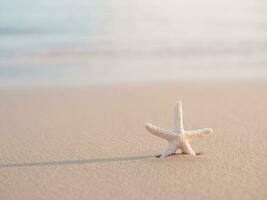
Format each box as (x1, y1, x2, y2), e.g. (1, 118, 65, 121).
(0, 155, 156, 169)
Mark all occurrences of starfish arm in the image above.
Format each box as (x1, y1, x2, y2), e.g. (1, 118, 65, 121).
(184, 128, 213, 141)
(160, 141, 179, 158)
(180, 140, 196, 156)
(173, 101, 184, 133)
(145, 123, 176, 141)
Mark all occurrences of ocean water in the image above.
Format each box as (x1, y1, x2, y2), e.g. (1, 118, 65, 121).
(1, 0, 267, 86)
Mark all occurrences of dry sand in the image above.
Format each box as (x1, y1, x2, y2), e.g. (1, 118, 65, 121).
(0, 81, 267, 200)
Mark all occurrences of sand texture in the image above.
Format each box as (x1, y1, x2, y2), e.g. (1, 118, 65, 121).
(0, 81, 267, 200)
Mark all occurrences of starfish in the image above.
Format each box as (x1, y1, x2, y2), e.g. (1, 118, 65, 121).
(145, 101, 213, 158)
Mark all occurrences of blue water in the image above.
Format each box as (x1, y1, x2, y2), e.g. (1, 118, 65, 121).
(1, 0, 267, 86)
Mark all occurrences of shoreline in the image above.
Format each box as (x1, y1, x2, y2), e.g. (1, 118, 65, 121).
(1, 78, 267, 90)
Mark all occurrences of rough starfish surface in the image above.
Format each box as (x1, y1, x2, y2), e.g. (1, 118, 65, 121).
(145, 101, 213, 158)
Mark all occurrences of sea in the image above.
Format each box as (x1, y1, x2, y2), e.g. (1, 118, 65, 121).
(1, 0, 267, 86)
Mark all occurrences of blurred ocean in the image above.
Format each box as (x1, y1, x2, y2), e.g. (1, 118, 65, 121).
(1, 0, 267, 86)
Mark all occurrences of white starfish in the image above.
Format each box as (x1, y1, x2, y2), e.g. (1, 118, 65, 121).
(145, 101, 213, 158)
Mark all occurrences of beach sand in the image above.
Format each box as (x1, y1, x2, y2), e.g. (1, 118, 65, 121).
(0, 81, 266, 200)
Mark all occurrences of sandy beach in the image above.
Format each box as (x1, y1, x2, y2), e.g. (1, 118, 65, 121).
(1, 0, 267, 199)
(0, 81, 267, 200)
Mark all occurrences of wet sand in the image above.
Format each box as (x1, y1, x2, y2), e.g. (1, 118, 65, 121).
(0, 81, 267, 200)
